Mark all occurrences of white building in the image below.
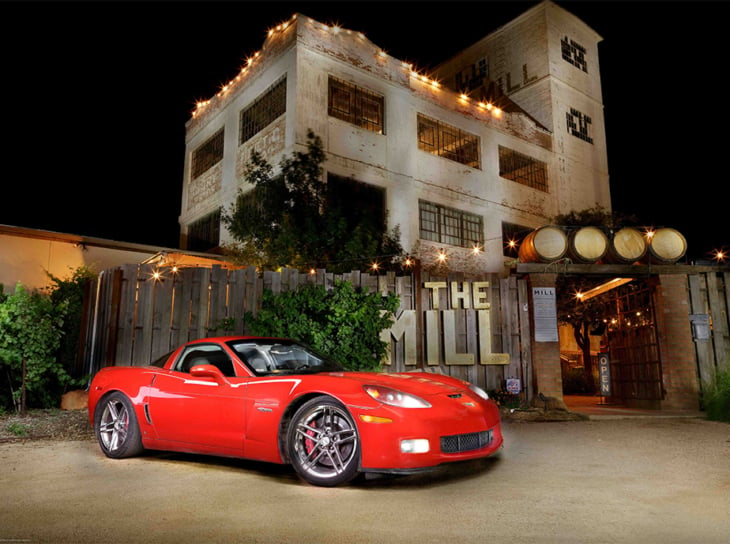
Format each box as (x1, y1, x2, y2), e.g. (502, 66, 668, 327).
(179, 0, 609, 275)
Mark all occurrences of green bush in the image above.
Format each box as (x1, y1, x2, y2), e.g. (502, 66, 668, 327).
(702, 367, 730, 422)
(244, 281, 399, 371)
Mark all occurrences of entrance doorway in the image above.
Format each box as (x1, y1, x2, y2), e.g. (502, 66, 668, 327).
(605, 280, 663, 407)
(559, 278, 663, 407)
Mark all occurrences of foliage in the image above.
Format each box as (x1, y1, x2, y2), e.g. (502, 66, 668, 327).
(222, 129, 403, 272)
(243, 281, 400, 371)
(0, 284, 71, 413)
(5, 421, 29, 437)
(553, 204, 640, 229)
(46, 266, 97, 380)
(702, 367, 730, 422)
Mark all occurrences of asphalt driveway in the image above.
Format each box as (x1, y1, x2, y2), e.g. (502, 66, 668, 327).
(1, 417, 729, 544)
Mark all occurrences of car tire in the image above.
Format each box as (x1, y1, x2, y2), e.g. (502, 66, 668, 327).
(94, 391, 144, 459)
(287, 395, 360, 487)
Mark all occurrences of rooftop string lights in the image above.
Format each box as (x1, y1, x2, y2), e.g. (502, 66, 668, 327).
(191, 14, 504, 121)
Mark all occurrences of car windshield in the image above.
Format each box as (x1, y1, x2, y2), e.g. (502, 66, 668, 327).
(227, 339, 344, 375)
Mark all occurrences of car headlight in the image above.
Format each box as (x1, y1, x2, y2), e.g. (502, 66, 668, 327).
(364, 385, 431, 408)
(468, 383, 489, 400)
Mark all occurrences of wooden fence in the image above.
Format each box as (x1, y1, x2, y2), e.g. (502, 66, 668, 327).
(80, 264, 530, 399)
(688, 271, 730, 385)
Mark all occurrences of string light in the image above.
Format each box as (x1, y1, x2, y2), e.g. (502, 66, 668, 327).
(192, 13, 507, 124)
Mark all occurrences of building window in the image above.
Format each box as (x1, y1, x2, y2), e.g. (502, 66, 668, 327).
(499, 146, 548, 192)
(188, 208, 221, 252)
(328, 76, 385, 134)
(561, 36, 588, 73)
(419, 200, 483, 248)
(239, 76, 287, 144)
(417, 114, 481, 169)
(566, 107, 593, 144)
(191, 129, 224, 179)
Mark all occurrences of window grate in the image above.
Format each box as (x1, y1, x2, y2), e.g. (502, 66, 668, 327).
(498, 146, 548, 192)
(191, 130, 224, 179)
(419, 200, 483, 248)
(239, 76, 287, 144)
(328, 76, 384, 134)
(417, 113, 480, 169)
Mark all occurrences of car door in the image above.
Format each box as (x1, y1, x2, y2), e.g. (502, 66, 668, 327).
(145, 344, 247, 455)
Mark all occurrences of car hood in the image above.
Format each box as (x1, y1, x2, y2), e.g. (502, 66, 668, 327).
(326, 370, 468, 396)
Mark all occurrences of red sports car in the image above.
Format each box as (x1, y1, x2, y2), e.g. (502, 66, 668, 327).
(88, 336, 503, 486)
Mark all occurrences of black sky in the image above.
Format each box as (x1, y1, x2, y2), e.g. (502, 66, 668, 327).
(2, 0, 729, 261)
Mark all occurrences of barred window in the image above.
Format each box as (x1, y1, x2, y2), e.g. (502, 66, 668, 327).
(498, 146, 548, 192)
(417, 114, 480, 169)
(328, 76, 384, 134)
(239, 76, 287, 144)
(187, 208, 221, 252)
(419, 200, 483, 248)
(191, 129, 224, 179)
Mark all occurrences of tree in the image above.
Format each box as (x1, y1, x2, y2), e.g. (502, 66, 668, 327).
(222, 129, 403, 272)
(0, 284, 69, 413)
(46, 266, 97, 380)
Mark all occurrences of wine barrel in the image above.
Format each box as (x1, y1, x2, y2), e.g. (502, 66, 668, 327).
(606, 227, 648, 264)
(647, 228, 687, 263)
(568, 226, 609, 263)
(518, 226, 568, 263)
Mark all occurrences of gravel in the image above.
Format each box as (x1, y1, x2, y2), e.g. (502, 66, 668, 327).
(0, 409, 93, 443)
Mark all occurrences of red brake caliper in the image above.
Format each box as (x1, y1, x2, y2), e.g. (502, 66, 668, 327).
(305, 419, 317, 454)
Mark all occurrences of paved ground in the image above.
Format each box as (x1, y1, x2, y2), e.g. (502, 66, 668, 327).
(1, 413, 729, 544)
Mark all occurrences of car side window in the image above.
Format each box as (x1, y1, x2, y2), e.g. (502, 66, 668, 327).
(174, 345, 236, 377)
(240, 348, 271, 373)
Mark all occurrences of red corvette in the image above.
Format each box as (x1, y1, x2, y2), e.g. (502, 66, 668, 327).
(88, 336, 503, 486)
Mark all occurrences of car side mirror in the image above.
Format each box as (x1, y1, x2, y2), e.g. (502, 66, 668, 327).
(190, 364, 230, 385)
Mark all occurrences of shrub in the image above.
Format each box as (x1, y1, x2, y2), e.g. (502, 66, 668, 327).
(244, 281, 399, 371)
(702, 367, 730, 422)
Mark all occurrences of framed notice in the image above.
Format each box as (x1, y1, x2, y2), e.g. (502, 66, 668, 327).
(533, 287, 559, 342)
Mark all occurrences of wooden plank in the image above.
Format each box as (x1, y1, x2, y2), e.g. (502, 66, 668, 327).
(706, 272, 728, 374)
(687, 274, 714, 385)
(132, 264, 156, 365)
(227, 269, 246, 335)
(114, 265, 138, 366)
(517, 277, 533, 404)
(150, 268, 174, 359)
(168, 273, 184, 349)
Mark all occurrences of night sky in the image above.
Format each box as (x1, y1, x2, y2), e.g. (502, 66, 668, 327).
(3, 1, 728, 261)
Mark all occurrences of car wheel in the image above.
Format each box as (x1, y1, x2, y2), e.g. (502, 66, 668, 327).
(94, 392, 144, 459)
(287, 395, 360, 487)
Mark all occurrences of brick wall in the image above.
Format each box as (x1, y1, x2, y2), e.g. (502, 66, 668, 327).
(656, 274, 701, 410)
(527, 273, 567, 408)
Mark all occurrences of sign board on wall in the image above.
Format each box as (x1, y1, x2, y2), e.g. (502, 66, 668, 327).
(598, 352, 611, 396)
(532, 287, 559, 342)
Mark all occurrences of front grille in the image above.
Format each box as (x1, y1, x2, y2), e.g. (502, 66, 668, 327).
(441, 430, 492, 453)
